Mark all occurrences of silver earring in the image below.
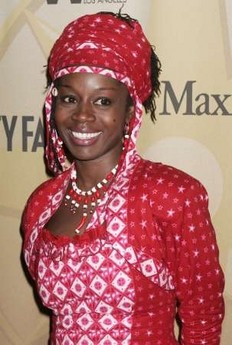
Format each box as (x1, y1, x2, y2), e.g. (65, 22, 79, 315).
(124, 122, 130, 139)
(52, 87, 58, 97)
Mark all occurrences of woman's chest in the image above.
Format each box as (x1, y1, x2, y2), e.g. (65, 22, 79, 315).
(35, 240, 136, 313)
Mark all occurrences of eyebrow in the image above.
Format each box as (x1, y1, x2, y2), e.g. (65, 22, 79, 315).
(97, 87, 118, 91)
(57, 84, 73, 89)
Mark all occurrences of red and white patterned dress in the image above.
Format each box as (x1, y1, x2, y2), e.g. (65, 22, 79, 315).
(22, 154, 224, 345)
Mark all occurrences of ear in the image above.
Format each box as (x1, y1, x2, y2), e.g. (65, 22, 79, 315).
(126, 105, 135, 122)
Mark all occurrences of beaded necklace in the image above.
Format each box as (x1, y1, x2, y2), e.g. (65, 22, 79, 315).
(65, 165, 118, 233)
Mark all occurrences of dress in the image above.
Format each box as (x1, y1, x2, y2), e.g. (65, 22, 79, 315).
(22, 153, 224, 345)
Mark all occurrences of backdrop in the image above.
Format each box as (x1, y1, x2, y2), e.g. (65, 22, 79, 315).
(0, 1, 231, 344)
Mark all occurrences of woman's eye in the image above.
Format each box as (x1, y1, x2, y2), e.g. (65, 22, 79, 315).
(60, 96, 77, 104)
(94, 97, 111, 106)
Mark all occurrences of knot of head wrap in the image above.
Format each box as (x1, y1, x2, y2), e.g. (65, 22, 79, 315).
(48, 13, 152, 103)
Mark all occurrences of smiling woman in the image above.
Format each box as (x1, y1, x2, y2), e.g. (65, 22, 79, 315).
(21, 10, 224, 345)
(53, 73, 132, 164)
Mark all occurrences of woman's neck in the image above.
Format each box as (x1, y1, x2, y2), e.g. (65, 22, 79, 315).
(74, 158, 119, 191)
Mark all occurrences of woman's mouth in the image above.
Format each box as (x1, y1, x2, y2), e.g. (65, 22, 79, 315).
(70, 130, 102, 145)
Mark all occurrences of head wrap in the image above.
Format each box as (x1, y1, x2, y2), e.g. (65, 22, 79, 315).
(48, 13, 152, 102)
(45, 12, 152, 174)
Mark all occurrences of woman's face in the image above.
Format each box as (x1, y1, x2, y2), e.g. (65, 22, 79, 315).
(54, 72, 133, 163)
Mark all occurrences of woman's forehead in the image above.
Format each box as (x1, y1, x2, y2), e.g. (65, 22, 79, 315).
(55, 71, 127, 90)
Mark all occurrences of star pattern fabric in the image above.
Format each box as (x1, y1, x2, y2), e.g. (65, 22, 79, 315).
(22, 156, 224, 345)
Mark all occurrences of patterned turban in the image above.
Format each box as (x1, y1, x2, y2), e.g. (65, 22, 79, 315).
(45, 12, 152, 174)
(48, 13, 152, 103)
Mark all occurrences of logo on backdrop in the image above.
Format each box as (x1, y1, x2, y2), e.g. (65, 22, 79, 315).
(0, 0, 127, 60)
(0, 0, 231, 152)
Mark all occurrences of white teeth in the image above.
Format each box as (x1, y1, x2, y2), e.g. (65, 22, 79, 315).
(71, 131, 101, 140)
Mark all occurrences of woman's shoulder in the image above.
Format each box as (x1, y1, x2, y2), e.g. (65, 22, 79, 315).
(130, 159, 209, 222)
(27, 170, 69, 203)
(21, 169, 71, 233)
(135, 159, 206, 197)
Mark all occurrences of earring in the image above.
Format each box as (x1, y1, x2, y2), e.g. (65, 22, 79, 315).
(124, 122, 130, 139)
(51, 87, 58, 97)
(122, 122, 130, 151)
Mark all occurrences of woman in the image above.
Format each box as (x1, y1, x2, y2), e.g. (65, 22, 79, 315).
(22, 11, 224, 345)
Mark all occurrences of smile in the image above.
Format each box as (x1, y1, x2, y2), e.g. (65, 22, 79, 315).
(71, 131, 102, 140)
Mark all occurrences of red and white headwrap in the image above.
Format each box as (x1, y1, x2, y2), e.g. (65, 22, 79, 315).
(45, 12, 152, 174)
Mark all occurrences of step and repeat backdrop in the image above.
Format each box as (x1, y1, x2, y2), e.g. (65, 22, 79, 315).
(0, 0, 231, 344)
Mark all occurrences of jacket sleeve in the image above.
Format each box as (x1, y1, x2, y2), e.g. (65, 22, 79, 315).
(174, 182, 224, 344)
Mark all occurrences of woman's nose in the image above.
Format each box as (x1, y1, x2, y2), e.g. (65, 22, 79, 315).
(71, 101, 95, 122)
